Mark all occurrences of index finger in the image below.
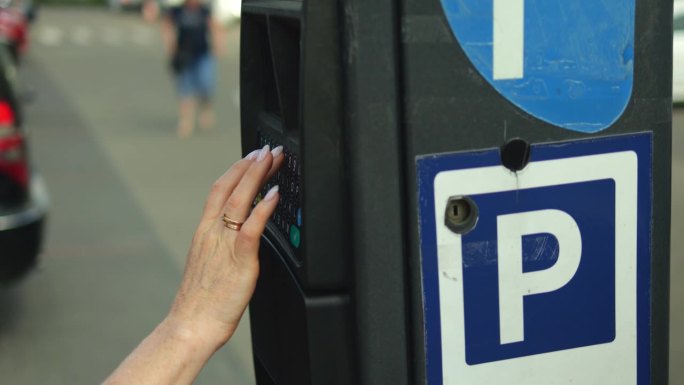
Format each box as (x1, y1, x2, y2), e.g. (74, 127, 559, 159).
(201, 148, 260, 221)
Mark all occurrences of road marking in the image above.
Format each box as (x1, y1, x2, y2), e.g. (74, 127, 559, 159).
(71, 26, 92, 46)
(102, 27, 124, 46)
(36, 25, 158, 48)
(37, 26, 64, 47)
(131, 27, 155, 46)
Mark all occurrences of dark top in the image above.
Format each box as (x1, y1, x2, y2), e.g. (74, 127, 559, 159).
(168, 4, 211, 61)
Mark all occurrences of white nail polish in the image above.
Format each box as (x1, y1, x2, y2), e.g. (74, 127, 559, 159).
(271, 145, 283, 157)
(264, 185, 279, 201)
(245, 149, 259, 160)
(257, 145, 270, 161)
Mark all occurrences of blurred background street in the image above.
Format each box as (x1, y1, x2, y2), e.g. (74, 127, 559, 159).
(0, 5, 681, 385)
(0, 7, 253, 384)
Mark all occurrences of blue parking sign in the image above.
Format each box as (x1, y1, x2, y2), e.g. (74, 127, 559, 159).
(417, 133, 651, 384)
(440, 0, 635, 133)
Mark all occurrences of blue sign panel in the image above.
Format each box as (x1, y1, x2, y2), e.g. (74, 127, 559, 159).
(462, 180, 616, 365)
(440, 0, 635, 133)
(417, 133, 651, 384)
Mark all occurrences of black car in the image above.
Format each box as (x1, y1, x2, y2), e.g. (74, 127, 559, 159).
(0, 40, 47, 283)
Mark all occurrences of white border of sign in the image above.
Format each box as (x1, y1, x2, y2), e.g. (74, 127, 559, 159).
(433, 151, 638, 385)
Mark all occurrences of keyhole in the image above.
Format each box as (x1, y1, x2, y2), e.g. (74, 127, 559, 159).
(445, 196, 478, 234)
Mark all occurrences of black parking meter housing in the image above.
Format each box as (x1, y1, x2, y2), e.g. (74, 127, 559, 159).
(240, 0, 672, 384)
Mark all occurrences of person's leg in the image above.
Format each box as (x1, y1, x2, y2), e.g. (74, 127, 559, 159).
(176, 65, 197, 138)
(177, 98, 196, 138)
(198, 101, 215, 131)
(197, 54, 217, 131)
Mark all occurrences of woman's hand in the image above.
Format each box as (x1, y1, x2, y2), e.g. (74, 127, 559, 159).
(167, 144, 284, 349)
(103, 145, 283, 385)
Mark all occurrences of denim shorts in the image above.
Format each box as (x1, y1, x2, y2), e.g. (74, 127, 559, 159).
(176, 54, 216, 100)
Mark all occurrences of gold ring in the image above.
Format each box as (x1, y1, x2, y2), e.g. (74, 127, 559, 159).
(222, 214, 244, 231)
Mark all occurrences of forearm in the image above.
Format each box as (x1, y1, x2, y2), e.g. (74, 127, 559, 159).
(103, 317, 221, 385)
(210, 19, 225, 56)
(161, 20, 176, 55)
(103, 146, 283, 384)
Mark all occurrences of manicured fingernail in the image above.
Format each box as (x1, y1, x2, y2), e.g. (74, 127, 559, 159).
(257, 145, 270, 161)
(271, 145, 283, 157)
(264, 185, 279, 201)
(245, 149, 259, 160)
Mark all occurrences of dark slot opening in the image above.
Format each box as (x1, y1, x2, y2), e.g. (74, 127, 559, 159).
(241, 14, 282, 120)
(268, 16, 302, 135)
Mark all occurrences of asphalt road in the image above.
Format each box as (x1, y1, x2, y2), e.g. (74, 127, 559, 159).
(0, 6, 681, 385)
(1, 8, 252, 385)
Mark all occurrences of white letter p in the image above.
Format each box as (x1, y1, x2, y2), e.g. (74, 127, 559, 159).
(497, 209, 582, 345)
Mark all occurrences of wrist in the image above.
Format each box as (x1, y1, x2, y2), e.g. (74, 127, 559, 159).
(163, 311, 235, 352)
(161, 314, 231, 355)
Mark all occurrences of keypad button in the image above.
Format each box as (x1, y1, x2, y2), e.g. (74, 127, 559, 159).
(256, 132, 301, 252)
(289, 225, 301, 248)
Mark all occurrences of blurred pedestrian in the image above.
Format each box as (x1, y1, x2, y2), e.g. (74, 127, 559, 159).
(162, 0, 224, 138)
(142, 0, 161, 23)
(103, 145, 285, 384)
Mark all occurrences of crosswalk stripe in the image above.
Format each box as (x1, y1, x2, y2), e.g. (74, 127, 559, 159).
(37, 26, 64, 47)
(71, 26, 92, 46)
(131, 27, 155, 46)
(34, 25, 159, 48)
(102, 27, 124, 46)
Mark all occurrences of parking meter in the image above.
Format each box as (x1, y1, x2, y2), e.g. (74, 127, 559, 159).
(240, 0, 672, 384)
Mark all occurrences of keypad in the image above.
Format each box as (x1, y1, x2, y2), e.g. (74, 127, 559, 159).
(257, 132, 302, 253)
